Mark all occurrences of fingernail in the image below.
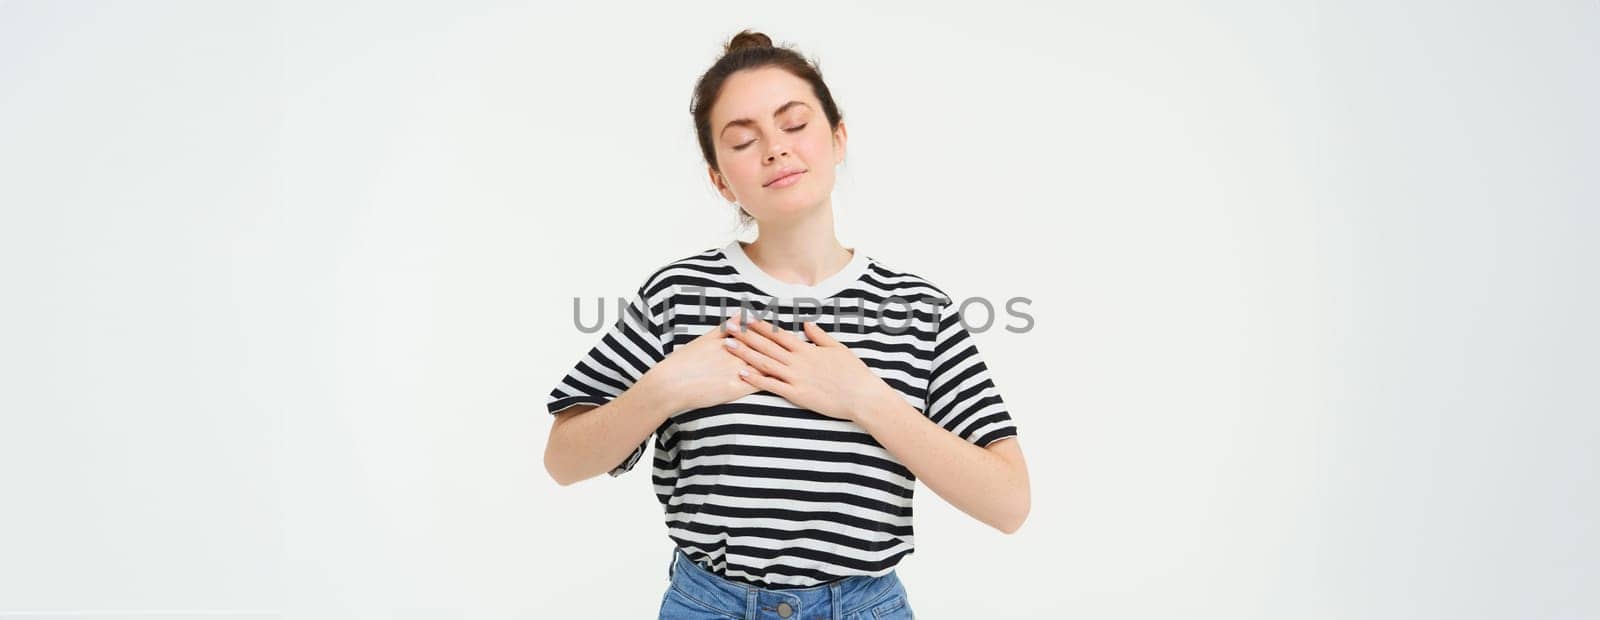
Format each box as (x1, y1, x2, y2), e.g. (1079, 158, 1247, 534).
(738, 369, 751, 377)
(725, 316, 741, 330)
(723, 338, 739, 349)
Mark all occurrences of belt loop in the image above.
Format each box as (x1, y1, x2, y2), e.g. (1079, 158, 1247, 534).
(830, 581, 843, 619)
(746, 587, 758, 620)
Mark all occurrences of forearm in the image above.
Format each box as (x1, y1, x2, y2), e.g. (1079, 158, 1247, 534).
(544, 373, 679, 486)
(855, 397, 1028, 533)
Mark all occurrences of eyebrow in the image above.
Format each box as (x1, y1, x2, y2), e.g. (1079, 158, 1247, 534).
(719, 100, 811, 138)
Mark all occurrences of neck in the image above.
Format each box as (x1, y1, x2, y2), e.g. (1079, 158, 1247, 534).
(744, 202, 851, 287)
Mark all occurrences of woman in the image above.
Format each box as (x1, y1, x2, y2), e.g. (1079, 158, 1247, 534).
(544, 29, 1030, 620)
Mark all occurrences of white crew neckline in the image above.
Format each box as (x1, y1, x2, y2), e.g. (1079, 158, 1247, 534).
(722, 239, 871, 300)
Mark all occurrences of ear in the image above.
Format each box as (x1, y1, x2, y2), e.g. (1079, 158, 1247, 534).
(833, 120, 848, 165)
(708, 165, 737, 202)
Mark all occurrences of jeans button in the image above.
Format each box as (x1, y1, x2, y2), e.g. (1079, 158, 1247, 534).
(776, 601, 792, 617)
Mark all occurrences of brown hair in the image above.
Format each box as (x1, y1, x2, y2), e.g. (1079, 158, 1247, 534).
(690, 29, 845, 227)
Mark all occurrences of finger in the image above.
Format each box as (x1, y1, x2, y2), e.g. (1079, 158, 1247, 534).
(730, 320, 794, 363)
(803, 321, 842, 348)
(742, 317, 810, 352)
(724, 337, 791, 380)
(738, 367, 793, 398)
(714, 313, 745, 336)
(694, 314, 737, 341)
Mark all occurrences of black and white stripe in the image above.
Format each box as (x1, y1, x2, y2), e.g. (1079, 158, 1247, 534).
(547, 240, 1018, 588)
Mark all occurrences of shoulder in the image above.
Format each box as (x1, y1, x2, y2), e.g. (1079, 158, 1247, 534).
(860, 253, 956, 308)
(635, 246, 728, 299)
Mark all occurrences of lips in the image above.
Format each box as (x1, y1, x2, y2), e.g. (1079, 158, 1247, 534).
(764, 169, 806, 187)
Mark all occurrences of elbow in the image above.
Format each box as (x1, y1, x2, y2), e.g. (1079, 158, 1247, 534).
(546, 464, 575, 487)
(545, 461, 579, 487)
(543, 456, 568, 486)
(543, 439, 577, 487)
(995, 487, 1031, 535)
(996, 508, 1029, 535)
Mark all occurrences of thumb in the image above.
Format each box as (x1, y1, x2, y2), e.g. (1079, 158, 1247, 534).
(803, 321, 841, 347)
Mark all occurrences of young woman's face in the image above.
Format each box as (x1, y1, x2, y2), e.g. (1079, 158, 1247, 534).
(708, 66, 847, 224)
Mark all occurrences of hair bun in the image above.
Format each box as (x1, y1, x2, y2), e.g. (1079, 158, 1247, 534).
(724, 29, 773, 54)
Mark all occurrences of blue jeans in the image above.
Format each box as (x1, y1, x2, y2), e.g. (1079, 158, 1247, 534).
(658, 548, 916, 620)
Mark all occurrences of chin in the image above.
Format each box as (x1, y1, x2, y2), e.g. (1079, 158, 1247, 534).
(749, 196, 820, 222)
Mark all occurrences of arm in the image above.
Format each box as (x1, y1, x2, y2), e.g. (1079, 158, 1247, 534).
(856, 399, 1031, 534)
(544, 320, 761, 486)
(543, 373, 679, 486)
(721, 316, 1031, 533)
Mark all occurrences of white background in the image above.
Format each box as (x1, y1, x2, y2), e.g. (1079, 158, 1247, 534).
(2, 1, 1595, 618)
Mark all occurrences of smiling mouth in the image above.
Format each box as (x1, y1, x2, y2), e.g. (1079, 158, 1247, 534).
(765, 170, 806, 187)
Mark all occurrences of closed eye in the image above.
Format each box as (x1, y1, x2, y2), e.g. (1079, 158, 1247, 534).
(733, 124, 808, 150)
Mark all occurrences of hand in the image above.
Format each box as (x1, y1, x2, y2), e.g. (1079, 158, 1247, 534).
(640, 315, 763, 415)
(720, 315, 901, 423)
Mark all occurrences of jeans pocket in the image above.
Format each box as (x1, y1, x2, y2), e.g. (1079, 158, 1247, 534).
(869, 592, 911, 619)
(658, 584, 742, 620)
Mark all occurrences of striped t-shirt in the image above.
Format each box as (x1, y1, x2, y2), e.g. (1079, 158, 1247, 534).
(546, 239, 1019, 589)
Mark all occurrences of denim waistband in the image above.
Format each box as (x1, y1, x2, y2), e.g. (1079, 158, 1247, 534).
(665, 548, 904, 619)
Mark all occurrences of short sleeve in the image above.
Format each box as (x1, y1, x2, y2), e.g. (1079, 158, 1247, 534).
(925, 299, 1019, 447)
(546, 281, 667, 477)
